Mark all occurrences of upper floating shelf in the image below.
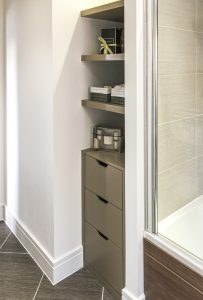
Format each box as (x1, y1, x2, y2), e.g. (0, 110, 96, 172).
(81, 0, 124, 23)
(81, 53, 124, 62)
(82, 100, 125, 115)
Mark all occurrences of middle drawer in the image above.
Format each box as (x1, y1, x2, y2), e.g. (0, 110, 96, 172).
(85, 189, 123, 249)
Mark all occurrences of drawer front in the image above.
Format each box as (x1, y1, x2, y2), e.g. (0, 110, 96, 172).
(85, 155, 123, 209)
(84, 222, 123, 293)
(85, 189, 123, 248)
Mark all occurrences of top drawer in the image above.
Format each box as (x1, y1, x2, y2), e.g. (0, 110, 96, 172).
(85, 155, 123, 209)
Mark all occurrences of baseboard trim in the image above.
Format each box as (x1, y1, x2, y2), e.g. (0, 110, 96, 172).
(53, 246, 83, 284)
(4, 205, 83, 285)
(0, 204, 4, 221)
(122, 288, 145, 300)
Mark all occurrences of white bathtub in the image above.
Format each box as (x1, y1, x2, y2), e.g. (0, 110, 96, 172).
(144, 196, 203, 277)
(159, 195, 203, 261)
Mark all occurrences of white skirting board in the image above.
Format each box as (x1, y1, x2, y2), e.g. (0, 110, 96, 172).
(4, 205, 83, 285)
(122, 288, 145, 300)
(0, 204, 4, 221)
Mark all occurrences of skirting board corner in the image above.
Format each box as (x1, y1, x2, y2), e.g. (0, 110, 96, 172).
(52, 246, 84, 285)
(122, 288, 145, 300)
(4, 205, 83, 285)
(0, 204, 4, 221)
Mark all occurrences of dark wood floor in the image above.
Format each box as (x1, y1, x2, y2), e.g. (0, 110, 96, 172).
(0, 221, 115, 300)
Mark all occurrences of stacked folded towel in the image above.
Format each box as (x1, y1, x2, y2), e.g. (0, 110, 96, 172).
(90, 84, 125, 105)
(111, 84, 125, 98)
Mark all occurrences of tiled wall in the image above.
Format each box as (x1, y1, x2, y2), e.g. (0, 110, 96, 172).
(158, 0, 203, 220)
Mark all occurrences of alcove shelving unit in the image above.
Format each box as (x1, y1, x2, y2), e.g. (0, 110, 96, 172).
(81, 2, 125, 299)
(81, 0, 125, 115)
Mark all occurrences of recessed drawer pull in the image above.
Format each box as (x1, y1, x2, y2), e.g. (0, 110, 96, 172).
(97, 230, 109, 241)
(97, 195, 108, 204)
(96, 160, 108, 168)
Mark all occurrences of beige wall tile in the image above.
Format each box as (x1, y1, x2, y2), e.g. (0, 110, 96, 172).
(159, 0, 196, 31)
(197, 74, 203, 114)
(197, 33, 203, 73)
(158, 118, 196, 172)
(197, 116, 203, 156)
(197, 0, 203, 32)
(197, 156, 203, 196)
(158, 74, 196, 124)
(158, 160, 197, 220)
(159, 28, 196, 75)
(157, 0, 203, 222)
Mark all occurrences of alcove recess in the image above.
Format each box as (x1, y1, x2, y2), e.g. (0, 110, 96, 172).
(81, 3, 125, 298)
(81, 0, 125, 133)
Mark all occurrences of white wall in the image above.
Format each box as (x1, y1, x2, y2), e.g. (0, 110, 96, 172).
(5, 0, 122, 260)
(5, 0, 54, 256)
(52, 0, 124, 258)
(0, 0, 4, 218)
(123, 0, 145, 299)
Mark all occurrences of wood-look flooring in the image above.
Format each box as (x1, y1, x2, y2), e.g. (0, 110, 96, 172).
(0, 221, 115, 300)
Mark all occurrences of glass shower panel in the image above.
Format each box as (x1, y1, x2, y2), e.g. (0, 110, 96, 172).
(157, 0, 203, 261)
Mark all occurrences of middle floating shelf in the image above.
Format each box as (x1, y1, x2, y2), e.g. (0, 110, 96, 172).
(81, 53, 124, 62)
(82, 99, 125, 115)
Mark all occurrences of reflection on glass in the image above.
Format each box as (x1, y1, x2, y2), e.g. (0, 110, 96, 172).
(157, 0, 203, 261)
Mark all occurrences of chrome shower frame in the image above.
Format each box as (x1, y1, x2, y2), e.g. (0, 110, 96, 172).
(146, 0, 158, 234)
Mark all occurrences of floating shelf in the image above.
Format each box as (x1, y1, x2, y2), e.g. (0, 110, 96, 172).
(81, 0, 124, 22)
(81, 54, 124, 62)
(82, 100, 125, 115)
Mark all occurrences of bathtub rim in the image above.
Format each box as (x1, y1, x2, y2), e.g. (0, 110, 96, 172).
(144, 231, 203, 277)
(159, 195, 203, 233)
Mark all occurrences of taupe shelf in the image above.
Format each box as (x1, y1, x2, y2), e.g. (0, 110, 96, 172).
(81, 0, 124, 22)
(83, 149, 125, 171)
(81, 54, 124, 62)
(82, 100, 125, 115)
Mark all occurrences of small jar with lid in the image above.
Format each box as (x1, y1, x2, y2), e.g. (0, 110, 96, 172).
(96, 128, 103, 146)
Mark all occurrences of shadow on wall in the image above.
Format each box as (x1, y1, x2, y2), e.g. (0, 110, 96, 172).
(53, 13, 125, 254)
(53, 15, 125, 175)
(5, 0, 20, 215)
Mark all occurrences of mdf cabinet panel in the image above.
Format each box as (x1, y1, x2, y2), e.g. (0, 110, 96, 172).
(85, 155, 123, 210)
(85, 222, 123, 293)
(85, 189, 123, 248)
(82, 150, 125, 297)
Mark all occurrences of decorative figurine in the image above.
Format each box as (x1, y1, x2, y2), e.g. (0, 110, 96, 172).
(98, 36, 113, 55)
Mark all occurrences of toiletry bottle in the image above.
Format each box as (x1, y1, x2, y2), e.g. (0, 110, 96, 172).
(93, 127, 99, 151)
(113, 131, 120, 151)
(94, 138, 99, 150)
(96, 128, 103, 150)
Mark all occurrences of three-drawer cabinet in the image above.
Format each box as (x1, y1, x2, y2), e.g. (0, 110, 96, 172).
(82, 149, 125, 298)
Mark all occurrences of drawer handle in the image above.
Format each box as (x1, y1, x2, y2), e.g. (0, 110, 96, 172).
(97, 230, 109, 241)
(96, 160, 108, 168)
(97, 195, 108, 204)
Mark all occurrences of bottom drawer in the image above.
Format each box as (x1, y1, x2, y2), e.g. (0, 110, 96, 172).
(84, 222, 123, 293)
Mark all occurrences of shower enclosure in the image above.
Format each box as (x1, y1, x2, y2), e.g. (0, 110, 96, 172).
(146, 0, 203, 276)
